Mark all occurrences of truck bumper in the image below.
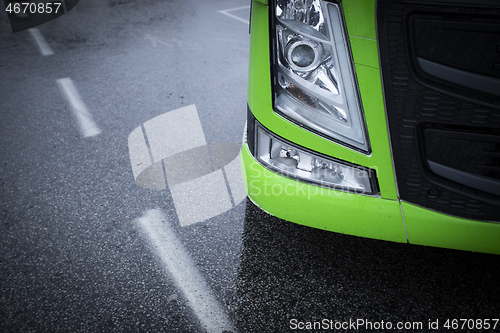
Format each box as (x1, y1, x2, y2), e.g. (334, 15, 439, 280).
(242, 142, 500, 254)
(241, 142, 407, 243)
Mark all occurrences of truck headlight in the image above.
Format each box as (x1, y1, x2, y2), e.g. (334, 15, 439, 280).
(272, 0, 370, 153)
(255, 123, 376, 194)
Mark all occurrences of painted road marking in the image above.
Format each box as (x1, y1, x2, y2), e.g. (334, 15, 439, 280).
(128, 105, 246, 226)
(135, 209, 234, 333)
(29, 28, 54, 56)
(218, 6, 250, 25)
(133, 33, 199, 50)
(144, 34, 172, 48)
(56, 78, 102, 138)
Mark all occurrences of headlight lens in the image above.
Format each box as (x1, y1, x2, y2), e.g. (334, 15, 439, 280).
(273, 0, 370, 153)
(256, 124, 376, 194)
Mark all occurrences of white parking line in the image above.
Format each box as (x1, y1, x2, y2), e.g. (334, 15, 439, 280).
(29, 28, 54, 56)
(135, 209, 235, 333)
(56, 78, 102, 138)
(218, 6, 250, 24)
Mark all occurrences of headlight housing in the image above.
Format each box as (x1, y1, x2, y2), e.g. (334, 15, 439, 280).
(272, 0, 370, 153)
(255, 123, 377, 194)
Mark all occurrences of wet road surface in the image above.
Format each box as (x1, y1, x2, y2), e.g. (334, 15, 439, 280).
(1, 0, 499, 332)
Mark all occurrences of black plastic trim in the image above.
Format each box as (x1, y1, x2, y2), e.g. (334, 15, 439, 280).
(378, 0, 500, 222)
(418, 57, 500, 97)
(405, 10, 500, 109)
(427, 160, 500, 196)
(247, 105, 256, 156)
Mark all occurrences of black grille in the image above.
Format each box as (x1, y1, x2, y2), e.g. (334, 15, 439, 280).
(377, 0, 500, 221)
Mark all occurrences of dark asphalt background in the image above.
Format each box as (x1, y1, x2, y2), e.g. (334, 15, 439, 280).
(1, 0, 499, 332)
(236, 201, 500, 332)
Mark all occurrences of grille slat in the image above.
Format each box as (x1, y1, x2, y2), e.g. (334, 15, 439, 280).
(377, 0, 500, 222)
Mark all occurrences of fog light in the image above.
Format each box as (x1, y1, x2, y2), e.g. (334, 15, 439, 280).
(255, 124, 376, 194)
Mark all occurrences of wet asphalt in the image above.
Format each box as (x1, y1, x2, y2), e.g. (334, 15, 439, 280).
(1, 0, 499, 332)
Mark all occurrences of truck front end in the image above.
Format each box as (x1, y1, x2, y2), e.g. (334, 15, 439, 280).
(242, 0, 500, 254)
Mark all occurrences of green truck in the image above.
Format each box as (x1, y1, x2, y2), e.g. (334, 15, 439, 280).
(241, 0, 500, 254)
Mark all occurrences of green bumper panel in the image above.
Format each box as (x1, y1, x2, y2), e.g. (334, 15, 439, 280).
(403, 203, 500, 255)
(241, 144, 408, 243)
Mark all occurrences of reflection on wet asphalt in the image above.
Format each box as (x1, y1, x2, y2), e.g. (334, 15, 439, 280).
(235, 201, 500, 332)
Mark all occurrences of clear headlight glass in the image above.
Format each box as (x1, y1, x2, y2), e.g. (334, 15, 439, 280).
(256, 124, 375, 194)
(273, 0, 370, 153)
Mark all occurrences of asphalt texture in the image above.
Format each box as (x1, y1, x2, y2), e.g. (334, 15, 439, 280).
(236, 201, 500, 332)
(1, 0, 499, 332)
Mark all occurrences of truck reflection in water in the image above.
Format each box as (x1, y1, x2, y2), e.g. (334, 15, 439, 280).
(233, 201, 500, 332)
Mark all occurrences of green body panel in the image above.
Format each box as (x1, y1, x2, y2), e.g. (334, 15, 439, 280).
(403, 202, 500, 255)
(245, 0, 500, 254)
(350, 37, 379, 69)
(343, 0, 377, 39)
(241, 144, 408, 243)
